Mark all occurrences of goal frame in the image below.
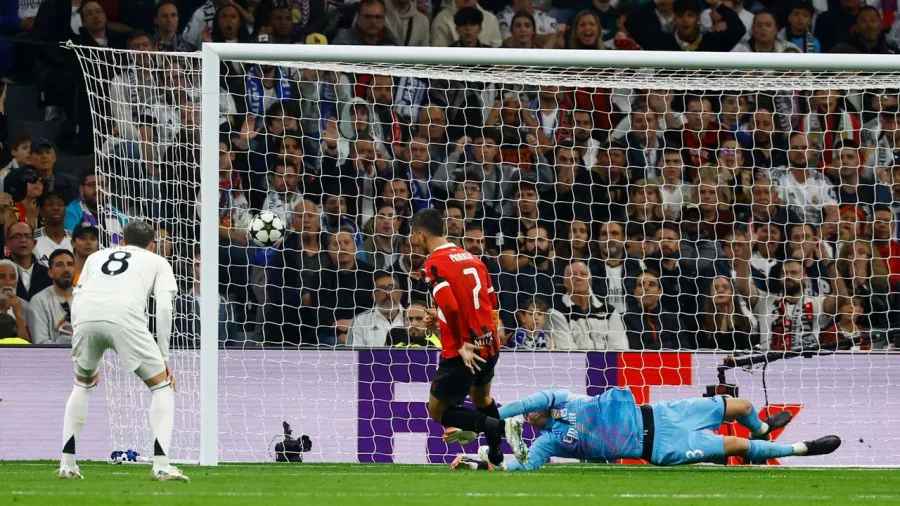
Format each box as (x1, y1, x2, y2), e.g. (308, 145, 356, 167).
(197, 43, 900, 466)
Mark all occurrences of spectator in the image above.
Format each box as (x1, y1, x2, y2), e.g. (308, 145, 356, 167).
(556, 219, 594, 266)
(450, 7, 489, 48)
(322, 135, 383, 220)
(847, 6, 899, 54)
(498, 0, 557, 46)
(384, 0, 430, 46)
(73, 1, 129, 49)
(462, 133, 515, 217)
(819, 295, 869, 349)
(450, 170, 500, 237)
(693, 166, 737, 244)
(0, 259, 28, 340)
(528, 85, 570, 149)
(1, 137, 31, 176)
(565, 10, 604, 49)
(443, 202, 465, 246)
(26, 249, 74, 345)
(378, 178, 413, 222)
(64, 172, 98, 232)
(777, 1, 821, 53)
(387, 300, 441, 347)
(549, 260, 627, 350)
(681, 95, 717, 169)
(628, 0, 746, 52)
(743, 106, 787, 170)
(399, 134, 438, 212)
(836, 240, 897, 331)
(871, 205, 900, 287)
(431, 0, 501, 48)
(183, 0, 252, 49)
(7, 138, 77, 204)
(622, 269, 686, 350)
(772, 132, 837, 225)
(9, 168, 43, 230)
(785, 222, 833, 297)
(361, 204, 400, 270)
(625, 0, 675, 40)
(347, 270, 404, 346)
(70, 222, 99, 285)
(539, 144, 599, 226)
(645, 223, 702, 334)
(501, 10, 539, 48)
(176, 246, 237, 346)
(659, 147, 690, 220)
(319, 194, 360, 243)
(33, 192, 72, 268)
(592, 142, 630, 222)
(584, 0, 620, 43)
(7, 222, 51, 302)
(306, 228, 374, 345)
(733, 242, 838, 351)
(697, 274, 757, 350)
(734, 10, 800, 53)
(801, 90, 862, 167)
(716, 138, 752, 207)
(572, 110, 602, 169)
(747, 173, 795, 227)
(626, 179, 665, 224)
(262, 158, 303, 222)
(506, 296, 552, 349)
(391, 237, 429, 305)
(862, 105, 900, 172)
(702, 0, 753, 42)
(154, 0, 194, 51)
(208, 2, 253, 45)
(832, 140, 883, 206)
(815, 0, 861, 53)
(499, 180, 547, 247)
(334, 0, 398, 46)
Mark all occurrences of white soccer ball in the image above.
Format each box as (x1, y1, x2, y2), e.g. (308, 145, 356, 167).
(248, 210, 286, 247)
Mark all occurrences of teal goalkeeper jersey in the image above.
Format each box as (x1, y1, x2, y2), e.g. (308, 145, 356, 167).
(498, 388, 645, 471)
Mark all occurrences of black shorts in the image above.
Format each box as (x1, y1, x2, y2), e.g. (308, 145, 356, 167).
(430, 354, 499, 406)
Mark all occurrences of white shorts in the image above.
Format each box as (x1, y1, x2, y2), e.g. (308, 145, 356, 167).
(72, 321, 166, 381)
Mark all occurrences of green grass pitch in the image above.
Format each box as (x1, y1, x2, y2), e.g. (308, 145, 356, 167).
(4, 462, 899, 505)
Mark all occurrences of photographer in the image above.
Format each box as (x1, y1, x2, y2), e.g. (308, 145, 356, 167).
(26, 249, 74, 345)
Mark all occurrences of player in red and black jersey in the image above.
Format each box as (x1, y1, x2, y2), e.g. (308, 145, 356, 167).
(409, 209, 527, 466)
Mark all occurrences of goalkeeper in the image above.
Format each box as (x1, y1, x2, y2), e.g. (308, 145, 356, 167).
(451, 388, 841, 471)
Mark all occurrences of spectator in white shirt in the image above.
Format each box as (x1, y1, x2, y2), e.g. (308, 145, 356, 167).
(33, 192, 73, 268)
(549, 261, 628, 350)
(497, 0, 558, 47)
(771, 131, 837, 225)
(347, 270, 405, 346)
(262, 158, 303, 222)
(659, 148, 690, 221)
(431, 0, 502, 47)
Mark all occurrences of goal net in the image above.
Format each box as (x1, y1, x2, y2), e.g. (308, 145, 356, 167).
(71, 43, 900, 466)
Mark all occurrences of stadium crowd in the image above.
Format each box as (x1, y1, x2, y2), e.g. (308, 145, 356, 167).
(1, 0, 900, 352)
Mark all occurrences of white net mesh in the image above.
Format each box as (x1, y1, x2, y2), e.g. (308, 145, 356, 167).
(72, 44, 900, 465)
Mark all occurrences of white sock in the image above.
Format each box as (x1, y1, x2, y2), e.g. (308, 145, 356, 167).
(792, 442, 809, 456)
(61, 382, 95, 467)
(149, 383, 175, 470)
(750, 422, 770, 438)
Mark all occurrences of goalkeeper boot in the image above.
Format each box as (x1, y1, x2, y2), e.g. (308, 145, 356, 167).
(752, 410, 794, 440)
(450, 456, 493, 471)
(478, 445, 507, 471)
(504, 417, 529, 465)
(58, 464, 84, 480)
(795, 435, 842, 457)
(442, 427, 477, 446)
(151, 465, 190, 482)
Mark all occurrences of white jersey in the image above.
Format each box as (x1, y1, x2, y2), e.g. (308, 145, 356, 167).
(72, 246, 177, 329)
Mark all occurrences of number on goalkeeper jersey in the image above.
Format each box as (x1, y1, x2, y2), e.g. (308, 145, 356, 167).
(72, 246, 178, 330)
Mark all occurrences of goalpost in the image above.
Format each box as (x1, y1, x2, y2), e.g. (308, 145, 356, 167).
(69, 42, 900, 467)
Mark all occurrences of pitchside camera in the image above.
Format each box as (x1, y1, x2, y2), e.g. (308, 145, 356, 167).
(274, 421, 312, 463)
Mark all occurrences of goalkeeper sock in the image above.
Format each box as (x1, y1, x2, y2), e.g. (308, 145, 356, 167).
(149, 381, 175, 470)
(476, 401, 503, 465)
(745, 440, 794, 460)
(735, 403, 767, 437)
(61, 380, 96, 467)
(442, 407, 504, 435)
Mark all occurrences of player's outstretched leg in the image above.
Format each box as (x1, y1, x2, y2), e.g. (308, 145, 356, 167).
(724, 435, 841, 461)
(59, 374, 97, 479)
(143, 368, 189, 482)
(725, 398, 793, 440)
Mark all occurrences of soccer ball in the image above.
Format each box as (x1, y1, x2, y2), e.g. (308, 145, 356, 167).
(248, 211, 286, 247)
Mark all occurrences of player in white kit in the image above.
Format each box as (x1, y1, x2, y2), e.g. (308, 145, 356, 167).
(59, 220, 188, 481)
